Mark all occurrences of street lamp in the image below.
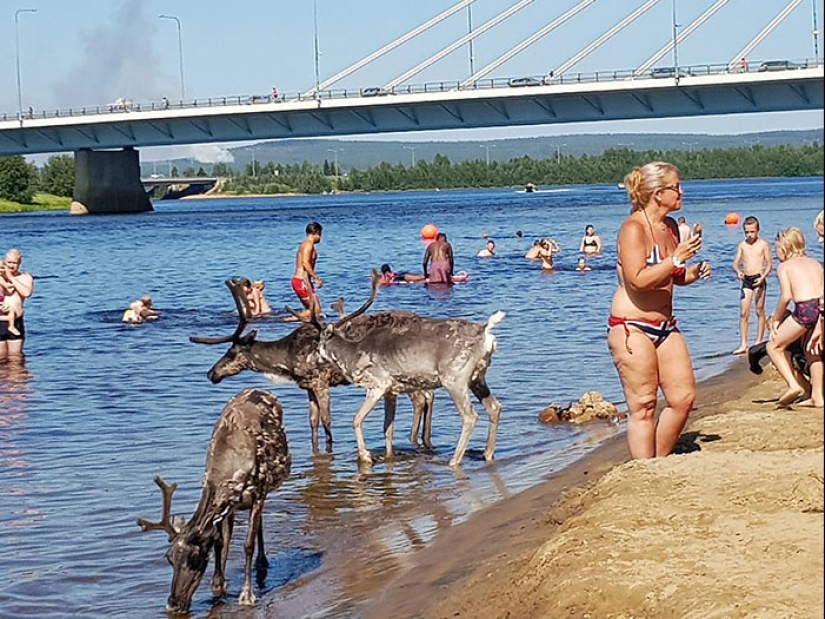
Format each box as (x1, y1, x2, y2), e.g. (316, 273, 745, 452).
(403, 145, 417, 167)
(159, 14, 186, 102)
(313, 0, 322, 94)
(555, 143, 567, 165)
(813, 0, 820, 59)
(327, 148, 342, 176)
(480, 144, 495, 166)
(467, 4, 475, 76)
(671, 0, 680, 75)
(15, 8, 37, 124)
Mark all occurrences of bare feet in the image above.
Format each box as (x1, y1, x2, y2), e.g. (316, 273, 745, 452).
(777, 387, 806, 407)
(8, 324, 20, 336)
(732, 346, 747, 355)
(796, 399, 824, 408)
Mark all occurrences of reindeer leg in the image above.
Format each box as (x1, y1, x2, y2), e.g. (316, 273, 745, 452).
(444, 384, 479, 467)
(408, 392, 422, 447)
(211, 515, 233, 598)
(239, 500, 264, 606)
(472, 378, 501, 462)
(315, 386, 333, 452)
(383, 394, 397, 458)
(422, 390, 435, 450)
(306, 390, 321, 454)
(255, 511, 269, 572)
(352, 390, 384, 465)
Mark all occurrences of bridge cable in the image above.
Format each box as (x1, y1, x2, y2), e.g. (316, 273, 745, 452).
(727, 0, 803, 71)
(550, 0, 663, 80)
(383, 0, 537, 90)
(460, 0, 598, 87)
(301, 0, 480, 97)
(635, 0, 732, 75)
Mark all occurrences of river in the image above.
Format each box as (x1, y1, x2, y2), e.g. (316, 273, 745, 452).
(0, 176, 822, 618)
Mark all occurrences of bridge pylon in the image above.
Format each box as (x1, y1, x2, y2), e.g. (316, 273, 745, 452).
(70, 147, 153, 215)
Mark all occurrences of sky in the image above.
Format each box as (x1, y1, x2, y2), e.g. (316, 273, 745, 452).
(1, 0, 823, 162)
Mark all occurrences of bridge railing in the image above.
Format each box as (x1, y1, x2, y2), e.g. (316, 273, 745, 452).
(2, 58, 821, 124)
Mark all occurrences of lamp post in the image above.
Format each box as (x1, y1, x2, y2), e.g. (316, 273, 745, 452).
(15, 8, 37, 124)
(480, 144, 494, 166)
(158, 14, 186, 102)
(327, 148, 342, 176)
(813, 0, 820, 59)
(671, 0, 680, 75)
(467, 4, 475, 76)
(555, 143, 567, 165)
(313, 0, 321, 94)
(403, 145, 417, 167)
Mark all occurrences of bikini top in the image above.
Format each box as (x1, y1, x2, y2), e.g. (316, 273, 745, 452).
(583, 238, 599, 247)
(618, 222, 685, 277)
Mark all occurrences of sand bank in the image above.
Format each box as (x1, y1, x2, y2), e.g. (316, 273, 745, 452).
(364, 363, 824, 619)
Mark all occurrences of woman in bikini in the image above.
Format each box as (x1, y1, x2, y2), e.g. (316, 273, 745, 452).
(766, 227, 824, 408)
(579, 224, 602, 255)
(608, 162, 710, 459)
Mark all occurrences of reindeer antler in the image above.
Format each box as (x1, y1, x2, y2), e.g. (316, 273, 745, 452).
(189, 278, 250, 345)
(333, 269, 381, 329)
(136, 476, 180, 540)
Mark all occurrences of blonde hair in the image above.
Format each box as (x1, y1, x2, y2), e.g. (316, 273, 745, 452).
(624, 161, 679, 210)
(775, 227, 806, 259)
(815, 210, 824, 233)
(140, 295, 153, 307)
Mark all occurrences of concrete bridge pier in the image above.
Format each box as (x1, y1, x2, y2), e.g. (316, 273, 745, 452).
(70, 147, 153, 215)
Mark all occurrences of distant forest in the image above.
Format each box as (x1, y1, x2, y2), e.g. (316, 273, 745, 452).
(217, 143, 824, 195)
(1, 140, 823, 204)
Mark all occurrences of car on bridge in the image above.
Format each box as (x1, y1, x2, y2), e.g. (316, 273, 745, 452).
(650, 66, 689, 79)
(757, 59, 805, 72)
(508, 76, 543, 87)
(361, 87, 393, 97)
(108, 97, 135, 112)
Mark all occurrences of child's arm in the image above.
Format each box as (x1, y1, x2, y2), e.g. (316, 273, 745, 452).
(760, 240, 774, 281)
(769, 264, 792, 329)
(732, 243, 744, 279)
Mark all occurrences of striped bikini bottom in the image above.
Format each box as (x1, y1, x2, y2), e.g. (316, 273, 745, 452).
(608, 315, 679, 353)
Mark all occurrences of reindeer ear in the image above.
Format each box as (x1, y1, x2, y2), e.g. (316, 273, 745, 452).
(240, 330, 258, 343)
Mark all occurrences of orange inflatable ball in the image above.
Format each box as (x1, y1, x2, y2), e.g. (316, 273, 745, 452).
(420, 223, 438, 240)
(725, 212, 740, 225)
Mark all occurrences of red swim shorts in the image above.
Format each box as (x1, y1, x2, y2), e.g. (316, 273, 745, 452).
(291, 277, 317, 303)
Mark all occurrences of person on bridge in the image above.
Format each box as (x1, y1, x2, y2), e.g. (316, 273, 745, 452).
(0, 249, 34, 362)
(292, 222, 324, 320)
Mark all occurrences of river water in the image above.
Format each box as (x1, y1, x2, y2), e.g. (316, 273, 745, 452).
(0, 177, 822, 618)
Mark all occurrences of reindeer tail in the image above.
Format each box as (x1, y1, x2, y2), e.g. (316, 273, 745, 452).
(485, 310, 506, 333)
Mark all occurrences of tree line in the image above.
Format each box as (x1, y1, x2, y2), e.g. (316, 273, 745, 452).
(1, 143, 822, 204)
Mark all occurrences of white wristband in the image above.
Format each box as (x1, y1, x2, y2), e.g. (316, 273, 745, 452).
(671, 255, 686, 269)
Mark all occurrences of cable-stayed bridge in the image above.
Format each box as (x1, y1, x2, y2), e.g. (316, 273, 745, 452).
(0, 0, 821, 213)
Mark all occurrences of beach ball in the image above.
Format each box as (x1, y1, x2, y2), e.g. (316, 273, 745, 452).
(725, 212, 740, 225)
(420, 223, 438, 240)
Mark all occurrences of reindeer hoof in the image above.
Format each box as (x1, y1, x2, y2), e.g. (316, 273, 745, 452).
(238, 586, 256, 606)
(211, 576, 227, 598)
(358, 451, 374, 465)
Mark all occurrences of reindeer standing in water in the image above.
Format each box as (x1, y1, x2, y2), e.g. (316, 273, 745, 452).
(190, 278, 435, 453)
(137, 389, 291, 613)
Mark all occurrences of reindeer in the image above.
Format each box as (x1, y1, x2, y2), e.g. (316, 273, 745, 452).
(137, 389, 291, 613)
(313, 271, 504, 467)
(190, 278, 435, 454)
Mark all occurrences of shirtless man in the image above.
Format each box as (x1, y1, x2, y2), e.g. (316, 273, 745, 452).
(292, 222, 324, 320)
(422, 232, 454, 284)
(0, 248, 35, 362)
(732, 216, 773, 355)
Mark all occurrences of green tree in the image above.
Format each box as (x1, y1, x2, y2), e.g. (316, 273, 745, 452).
(39, 155, 75, 197)
(0, 155, 37, 203)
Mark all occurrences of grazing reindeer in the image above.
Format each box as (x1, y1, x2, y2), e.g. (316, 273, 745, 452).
(190, 278, 434, 453)
(314, 271, 504, 467)
(137, 389, 291, 613)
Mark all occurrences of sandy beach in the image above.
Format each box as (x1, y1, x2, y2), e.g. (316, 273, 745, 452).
(362, 362, 824, 619)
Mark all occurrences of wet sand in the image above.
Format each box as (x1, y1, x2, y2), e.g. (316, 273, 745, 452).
(359, 362, 824, 619)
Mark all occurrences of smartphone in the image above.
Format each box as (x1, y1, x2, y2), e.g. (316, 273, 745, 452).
(692, 222, 703, 238)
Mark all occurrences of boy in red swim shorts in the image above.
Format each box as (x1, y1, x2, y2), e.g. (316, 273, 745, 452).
(292, 222, 323, 320)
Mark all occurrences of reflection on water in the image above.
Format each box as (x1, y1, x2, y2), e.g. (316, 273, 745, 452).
(0, 178, 820, 618)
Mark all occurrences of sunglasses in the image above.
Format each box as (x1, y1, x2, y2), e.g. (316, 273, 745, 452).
(660, 183, 682, 194)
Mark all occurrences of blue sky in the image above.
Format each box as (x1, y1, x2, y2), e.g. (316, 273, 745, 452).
(2, 0, 822, 160)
